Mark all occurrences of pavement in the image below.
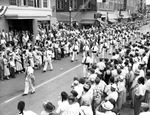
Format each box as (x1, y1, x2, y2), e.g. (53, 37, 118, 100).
(0, 24, 150, 115)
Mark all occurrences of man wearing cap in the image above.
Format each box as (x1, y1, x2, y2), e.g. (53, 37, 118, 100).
(41, 101, 55, 115)
(105, 84, 118, 102)
(96, 100, 116, 115)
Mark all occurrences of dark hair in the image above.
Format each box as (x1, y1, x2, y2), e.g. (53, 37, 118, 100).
(138, 77, 145, 85)
(79, 78, 85, 84)
(95, 77, 100, 85)
(70, 90, 78, 97)
(17, 101, 25, 115)
(73, 77, 78, 81)
(68, 95, 75, 102)
(61, 91, 68, 102)
(109, 77, 114, 83)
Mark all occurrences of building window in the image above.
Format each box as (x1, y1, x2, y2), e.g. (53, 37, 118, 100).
(33, 0, 40, 7)
(9, 0, 17, 5)
(83, 0, 92, 9)
(109, 2, 113, 10)
(23, 0, 28, 6)
(28, 0, 34, 6)
(57, 0, 64, 10)
(43, 0, 48, 8)
(69, 0, 77, 9)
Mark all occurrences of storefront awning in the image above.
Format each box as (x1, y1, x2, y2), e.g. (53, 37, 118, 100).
(5, 6, 52, 19)
(80, 20, 95, 24)
(108, 19, 117, 23)
(0, 6, 8, 16)
(108, 13, 118, 20)
(121, 11, 131, 19)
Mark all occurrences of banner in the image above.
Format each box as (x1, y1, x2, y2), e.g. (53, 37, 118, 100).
(0, 6, 8, 16)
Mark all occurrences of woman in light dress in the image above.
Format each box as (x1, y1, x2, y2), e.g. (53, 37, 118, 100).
(3, 55, 10, 80)
(15, 53, 23, 73)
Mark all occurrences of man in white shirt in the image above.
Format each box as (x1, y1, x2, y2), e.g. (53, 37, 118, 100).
(43, 48, 53, 72)
(105, 84, 118, 102)
(97, 58, 106, 72)
(65, 95, 80, 115)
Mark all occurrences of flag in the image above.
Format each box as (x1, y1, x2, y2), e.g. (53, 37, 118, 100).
(0, 6, 8, 16)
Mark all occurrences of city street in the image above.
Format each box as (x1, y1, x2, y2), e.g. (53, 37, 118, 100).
(0, 24, 150, 115)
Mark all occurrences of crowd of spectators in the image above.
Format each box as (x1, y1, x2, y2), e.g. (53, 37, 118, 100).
(0, 20, 150, 115)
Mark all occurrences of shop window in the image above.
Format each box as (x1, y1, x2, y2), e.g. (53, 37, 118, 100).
(57, 0, 64, 10)
(9, 0, 17, 5)
(28, 0, 34, 6)
(43, 0, 48, 8)
(69, 0, 77, 9)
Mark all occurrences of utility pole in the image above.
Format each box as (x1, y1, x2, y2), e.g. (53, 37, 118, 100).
(69, 6, 72, 30)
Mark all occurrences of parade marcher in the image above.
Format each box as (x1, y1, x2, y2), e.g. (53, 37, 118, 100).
(22, 61, 35, 96)
(82, 42, 90, 59)
(82, 51, 92, 78)
(43, 47, 53, 72)
(27, 49, 34, 68)
(71, 41, 79, 62)
(91, 42, 98, 64)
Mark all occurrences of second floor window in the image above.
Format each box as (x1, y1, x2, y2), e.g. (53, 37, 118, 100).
(28, 0, 34, 6)
(83, 0, 92, 9)
(57, 0, 64, 10)
(43, 0, 48, 8)
(69, 0, 77, 9)
(9, 0, 17, 5)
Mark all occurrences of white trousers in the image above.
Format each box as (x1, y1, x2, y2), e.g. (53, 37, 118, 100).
(24, 77, 35, 94)
(83, 64, 88, 78)
(43, 58, 53, 71)
(71, 51, 78, 61)
(109, 45, 113, 54)
(92, 53, 97, 64)
(29, 58, 34, 68)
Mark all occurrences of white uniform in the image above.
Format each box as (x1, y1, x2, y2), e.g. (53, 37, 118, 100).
(91, 45, 98, 63)
(24, 66, 35, 94)
(43, 49, 53, 71)
(71, 44, 78, 61)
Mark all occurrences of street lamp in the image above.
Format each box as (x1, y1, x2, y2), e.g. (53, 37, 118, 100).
(69, 7, 72, 30)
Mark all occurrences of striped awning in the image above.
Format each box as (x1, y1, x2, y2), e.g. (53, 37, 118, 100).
(0, 6, 8, 16)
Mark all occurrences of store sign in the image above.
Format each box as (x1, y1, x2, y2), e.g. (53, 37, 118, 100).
(0, 6, 8, 16)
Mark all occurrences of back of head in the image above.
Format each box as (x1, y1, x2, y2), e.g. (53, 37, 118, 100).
(17, 101, 25, 114)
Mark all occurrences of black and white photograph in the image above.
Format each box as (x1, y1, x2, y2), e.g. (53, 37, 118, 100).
(0, 0, 150, 115)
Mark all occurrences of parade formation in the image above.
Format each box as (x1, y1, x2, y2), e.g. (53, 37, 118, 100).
(0, 19, 150, 115)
